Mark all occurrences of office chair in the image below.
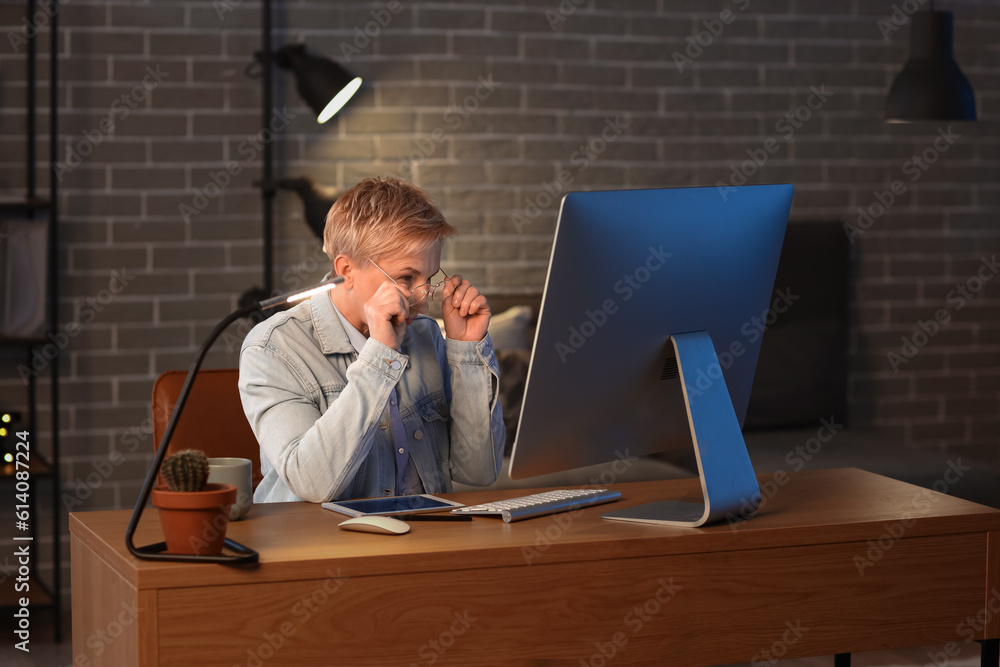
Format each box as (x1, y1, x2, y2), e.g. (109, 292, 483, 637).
(152, 369, 263, 492)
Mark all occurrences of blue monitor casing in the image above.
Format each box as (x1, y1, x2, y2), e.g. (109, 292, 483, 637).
(508, 184, 794, 527)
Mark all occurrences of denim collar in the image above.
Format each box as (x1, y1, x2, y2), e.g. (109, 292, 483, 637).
(309, 289, 357, 355)
(330, 299, 368, 354)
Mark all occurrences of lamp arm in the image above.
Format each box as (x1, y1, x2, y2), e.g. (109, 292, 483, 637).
(125, 302, 259, 555)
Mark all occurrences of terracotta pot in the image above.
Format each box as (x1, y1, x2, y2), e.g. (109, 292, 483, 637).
(151, 483, 237, 556)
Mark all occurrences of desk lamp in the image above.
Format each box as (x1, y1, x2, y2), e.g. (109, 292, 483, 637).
(126, 276, 344, 564)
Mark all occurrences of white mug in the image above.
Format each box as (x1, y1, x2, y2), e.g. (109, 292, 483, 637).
(207, 457, 253, 520)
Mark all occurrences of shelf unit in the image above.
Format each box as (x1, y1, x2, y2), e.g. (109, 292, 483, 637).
(0, 0, 61, 641)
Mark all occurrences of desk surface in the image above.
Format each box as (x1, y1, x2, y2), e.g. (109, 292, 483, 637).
(72, 467, 1000, 589)
(70, 468, 1000, 667)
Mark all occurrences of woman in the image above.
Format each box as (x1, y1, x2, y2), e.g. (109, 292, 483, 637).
(239, 177, 505, 503)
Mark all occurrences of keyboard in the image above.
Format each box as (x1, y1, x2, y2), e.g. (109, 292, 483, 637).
(451, 488, 622, 523)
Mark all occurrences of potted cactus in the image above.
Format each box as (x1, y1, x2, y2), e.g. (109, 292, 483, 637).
(151, 449, 237, 556)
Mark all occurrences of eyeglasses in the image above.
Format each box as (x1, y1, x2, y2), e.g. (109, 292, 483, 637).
(369, 259, 450, 307)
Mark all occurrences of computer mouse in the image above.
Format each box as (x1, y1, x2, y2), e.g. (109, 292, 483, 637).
(338, 515, 410, 535)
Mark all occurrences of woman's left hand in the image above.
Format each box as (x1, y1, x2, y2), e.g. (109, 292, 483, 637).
(441, 274, 490, 342)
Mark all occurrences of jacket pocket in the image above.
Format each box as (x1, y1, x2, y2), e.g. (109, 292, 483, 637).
(417, 400, 450, 449)
(414, 400, 450, 490)
(418, 399, 449, 423)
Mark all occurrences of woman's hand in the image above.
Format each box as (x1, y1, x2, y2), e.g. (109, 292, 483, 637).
(441, 274, 490, 342)
(364, 281, 411, 351)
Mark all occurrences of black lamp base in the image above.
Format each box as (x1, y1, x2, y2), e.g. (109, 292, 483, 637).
(131, 538, 259, 565)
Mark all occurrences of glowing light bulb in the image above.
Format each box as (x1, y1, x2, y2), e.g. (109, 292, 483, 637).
(3, 453, 12, 463)
(1, 413, 10, 423)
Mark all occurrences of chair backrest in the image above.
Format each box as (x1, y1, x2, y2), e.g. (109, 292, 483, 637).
(152, 368, 263, 492)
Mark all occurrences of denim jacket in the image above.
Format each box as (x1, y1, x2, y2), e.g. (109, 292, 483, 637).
(239, 291, 505, 503)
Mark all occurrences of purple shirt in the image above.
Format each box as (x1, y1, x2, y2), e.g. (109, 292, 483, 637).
(333, 303, 424, 495)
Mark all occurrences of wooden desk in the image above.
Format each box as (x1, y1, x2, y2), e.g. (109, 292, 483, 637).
(71, 468, 1000, 666)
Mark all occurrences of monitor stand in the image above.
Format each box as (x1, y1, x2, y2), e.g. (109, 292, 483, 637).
(602, 331, 761, 528)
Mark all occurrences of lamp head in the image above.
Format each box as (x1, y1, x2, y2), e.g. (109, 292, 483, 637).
(277, 176, 340, 240)
(885, 10, 976, 122)
(274, 44, 363, 123)
(257, 276, 345, 310)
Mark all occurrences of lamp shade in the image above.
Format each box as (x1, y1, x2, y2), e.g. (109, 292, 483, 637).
(885, 10, 976, 122)
(277, 176, 340, 240)
(274, 44, 363, 123)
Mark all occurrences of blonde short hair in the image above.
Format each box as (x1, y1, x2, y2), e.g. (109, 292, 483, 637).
(324, 177, 456, 270)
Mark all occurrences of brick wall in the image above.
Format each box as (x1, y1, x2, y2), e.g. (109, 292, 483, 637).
(1, 0, 998, 601)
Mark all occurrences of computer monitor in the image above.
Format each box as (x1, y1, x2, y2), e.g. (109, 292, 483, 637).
(508, 184, 794, 527)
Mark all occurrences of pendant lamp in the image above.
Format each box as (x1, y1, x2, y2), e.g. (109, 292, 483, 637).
(885, 9, 976, 122)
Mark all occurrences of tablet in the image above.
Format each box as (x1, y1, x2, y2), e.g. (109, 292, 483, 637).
(321, 494, 465, 518)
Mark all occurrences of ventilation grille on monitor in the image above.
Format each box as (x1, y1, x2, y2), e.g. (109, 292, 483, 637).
(660, 356, 679, 380)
